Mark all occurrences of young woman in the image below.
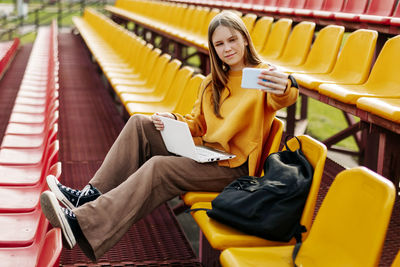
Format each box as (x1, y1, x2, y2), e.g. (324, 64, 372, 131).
(40, 10, 298, 261)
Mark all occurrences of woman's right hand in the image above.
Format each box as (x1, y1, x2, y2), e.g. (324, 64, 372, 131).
(151, 112, 176, 131)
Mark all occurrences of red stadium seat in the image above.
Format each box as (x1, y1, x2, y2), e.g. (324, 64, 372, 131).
(278, 0, 307, 15)
(0, 140, 58, 186)
(294, 0, 325, 17)
(34, 228, 63, 267)
(390, 2, 400, 26)
(0, 162, 61, 213)
(264, 0, 290, 13)
(333, 0, 369, 21)
(313, 0, 345, 19)
(252, 0, 279, 12)
(358, 0, 397, 24)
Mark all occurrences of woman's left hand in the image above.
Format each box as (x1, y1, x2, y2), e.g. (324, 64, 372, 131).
(257, 69, 290, 95)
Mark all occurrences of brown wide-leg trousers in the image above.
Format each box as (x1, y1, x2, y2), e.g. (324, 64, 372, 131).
(73, 114, 248, 260)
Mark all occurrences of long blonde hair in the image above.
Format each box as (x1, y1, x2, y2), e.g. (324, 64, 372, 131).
(205, 10, 262, 118)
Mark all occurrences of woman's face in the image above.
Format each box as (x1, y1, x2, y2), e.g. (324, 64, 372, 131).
(212, 25, 248, 71)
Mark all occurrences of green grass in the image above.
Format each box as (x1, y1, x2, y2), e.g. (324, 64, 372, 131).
(305, 97, 359, 151)
(19, 31, 37, 44)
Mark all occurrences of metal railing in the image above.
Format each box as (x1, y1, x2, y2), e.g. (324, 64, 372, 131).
(0, 0, 110, 41)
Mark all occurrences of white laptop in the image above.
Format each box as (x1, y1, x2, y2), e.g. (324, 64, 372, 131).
(156, 116, 236, 163)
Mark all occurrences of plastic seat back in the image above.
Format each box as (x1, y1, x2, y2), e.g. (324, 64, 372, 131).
(393, 2, 400, 17)
(364, 0, 396, 16)
(275, 21, 315, 66)
(250, 16, 273, 52)
(392, 250, 400, 267)
(301, 0, 324, 10)
(260, 18, 292, 59)
(360, 35, 400, 95)
(320, 0, 345, 12)
(329, 29, 377, 84)
(276, 0, 292, 8)
(299, 25, 344, 73)
(285, 0, 307, 10)
(179, 5, 196, 32)
(201, 8, 220, 38)
(149, 59, 183, 97)
(241, 13, 257, 33)
(174, 74, 205, 114)
(297, 167, 395, 266)
(255, 117, 284, 177)
(284, 135, 327, 235)
(193, 7, 210, 36)
(35, 228, 63, 267)
(340, 0, 369, 14)
(138, 48, 162, 82)
(162, 66, 194, 106)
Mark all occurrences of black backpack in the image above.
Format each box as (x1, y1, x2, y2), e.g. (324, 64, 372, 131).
(204, 136, 314, 243)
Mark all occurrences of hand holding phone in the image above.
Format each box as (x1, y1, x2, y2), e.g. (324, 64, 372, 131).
(241, 67, 289, 95)
(241, 68, 273, 90)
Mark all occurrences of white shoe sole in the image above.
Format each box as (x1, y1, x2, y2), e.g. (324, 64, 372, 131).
(46, 175, 75, 210)
(40, 191, 76, 249)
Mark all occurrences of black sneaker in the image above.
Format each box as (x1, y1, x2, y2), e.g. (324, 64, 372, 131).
(46, 175, 101, 209)
(40, 191, 82, 249)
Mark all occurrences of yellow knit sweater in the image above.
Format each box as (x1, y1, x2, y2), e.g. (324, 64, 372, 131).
(174, 65, 298, 175)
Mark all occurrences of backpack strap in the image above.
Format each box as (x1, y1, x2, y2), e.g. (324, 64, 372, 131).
(284, 135, 302, 152)
(292, 225, 307, 267)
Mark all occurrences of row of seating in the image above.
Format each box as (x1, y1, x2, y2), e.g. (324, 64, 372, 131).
(291, 32, 400, 126)
(0, 21, 62, 267)
(105, 0, 328, 66)
(72, 6, 400, 266)
(106, 0, 400, 136)
(73, 8, 206, 116)
(0, 38, 19, 80)
(168, 0, 400, 26)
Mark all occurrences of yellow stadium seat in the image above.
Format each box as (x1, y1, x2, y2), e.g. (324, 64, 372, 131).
(392, 250, 400, 267)
(190, 135, 327, 253)
(174, 73, 205, 114)
(356, 98, 400, 123)
(278, 25, 344, 74)
(182, 117, 284, 207)
(220, 167, 396, 267)
(259, 18, 292, 60)
(293, 29, 378, 90)
(241, 13, 257, 33)
(250, 16, 273, 53)
(125, 66, 194, 115)
(194, 7, 220, 50)
(318, 35, 400, 104)
(113, 53, 172, 96)
(124, 71, 202, 116)
(102, 43, 153, 83)
(120, 59, 182, 105)
(109, 48, 162, 87)
(184, 7, 210, 45)
(267, 21, 315, 67)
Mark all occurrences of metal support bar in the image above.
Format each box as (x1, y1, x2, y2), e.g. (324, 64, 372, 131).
(322, 121, 363, 149)
(342, 111, 362, 148)
(286, 102, 296, 135)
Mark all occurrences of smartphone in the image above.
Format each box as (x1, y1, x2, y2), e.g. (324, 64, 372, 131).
(241, 68, 274, 90)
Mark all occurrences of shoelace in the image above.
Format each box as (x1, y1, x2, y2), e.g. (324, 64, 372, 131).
(76, 184, 94, 207)
(60, 184, 80, 196)
(62, 207, 76, 218)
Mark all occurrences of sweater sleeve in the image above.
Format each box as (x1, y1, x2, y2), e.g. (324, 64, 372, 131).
(267, 79, 299, 111)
